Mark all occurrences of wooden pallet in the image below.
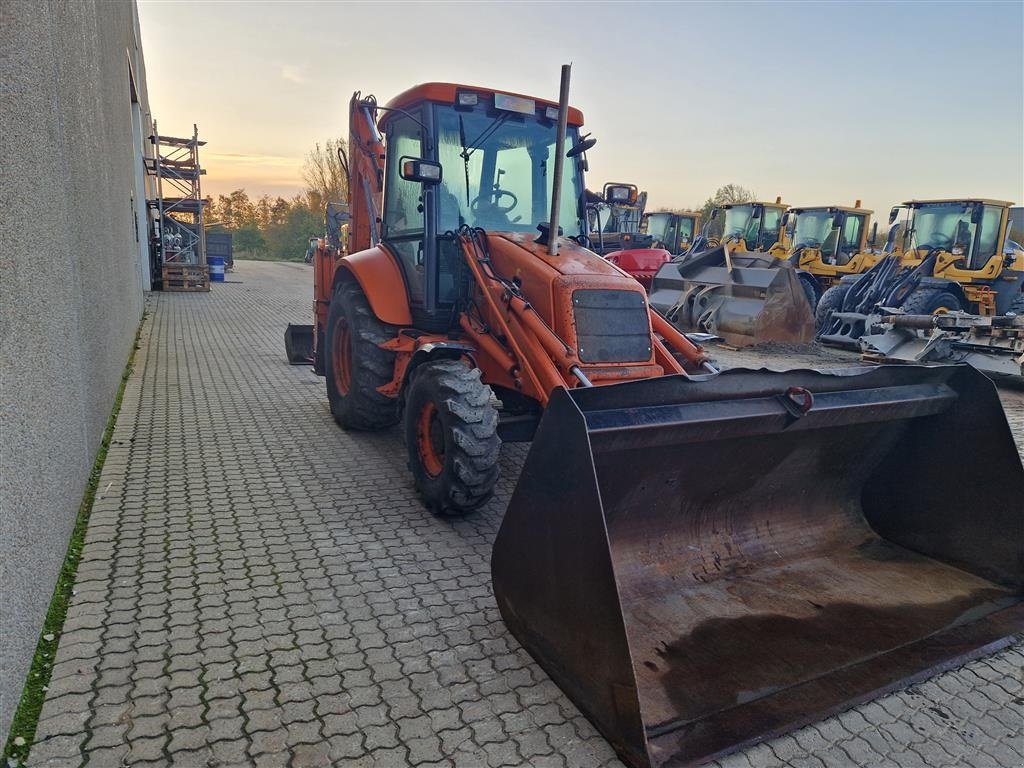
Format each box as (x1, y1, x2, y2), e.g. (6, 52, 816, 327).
(162, 263, 210, 292)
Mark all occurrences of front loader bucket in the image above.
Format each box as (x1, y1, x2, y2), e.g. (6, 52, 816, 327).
(285, 323, 314, 365)
(649, 247, 814, 347)
(492, 365, 1023, 768)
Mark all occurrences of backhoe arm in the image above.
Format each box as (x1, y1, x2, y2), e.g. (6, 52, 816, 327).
(347, 92, 385, 254)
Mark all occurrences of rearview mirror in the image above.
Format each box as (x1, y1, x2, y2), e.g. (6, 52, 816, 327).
(399, 157, 442, 184)
(970, 204, 984, 224)
(567, 136, 597, 158)
(709, 208, 719, 220)
(889, 207, 899, 224)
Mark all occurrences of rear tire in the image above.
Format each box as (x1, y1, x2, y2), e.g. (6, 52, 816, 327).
(815, 284, 849, 328)
(404, 359, 500, 515)
(325, 280, 399, 430)
(900, 289, 963, 315)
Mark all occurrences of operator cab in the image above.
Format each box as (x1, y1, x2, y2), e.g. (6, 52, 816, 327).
(790, 206, 869, 265)
(897, 199, 1009, 270)
(720, 201, 786, 251)
(378, 84, 588, 328)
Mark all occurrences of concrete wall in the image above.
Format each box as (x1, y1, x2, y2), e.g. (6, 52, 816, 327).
(0, 0, 151, 738)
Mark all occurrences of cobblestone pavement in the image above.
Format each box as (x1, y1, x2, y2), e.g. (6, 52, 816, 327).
(27, 260, 1023, 767)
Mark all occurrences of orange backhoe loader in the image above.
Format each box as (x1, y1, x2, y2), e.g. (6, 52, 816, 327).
(286, 69, 1023, 768)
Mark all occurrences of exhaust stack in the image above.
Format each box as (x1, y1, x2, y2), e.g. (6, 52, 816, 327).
(547, 64, 571, 256)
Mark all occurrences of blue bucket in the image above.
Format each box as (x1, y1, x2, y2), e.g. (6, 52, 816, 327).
(208, 255, 225, 282)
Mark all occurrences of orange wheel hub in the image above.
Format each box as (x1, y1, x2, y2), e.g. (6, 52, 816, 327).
(417, 402, 445, 478)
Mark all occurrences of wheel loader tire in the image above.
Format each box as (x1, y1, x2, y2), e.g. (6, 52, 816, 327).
(1006, 292, 1024, 315)
(815, 284, 849, 328)
(324, 280, 399, 430)
(901, 289, 963, 315)
(404, 359, 500, 516)
(798, 273, 820, 310)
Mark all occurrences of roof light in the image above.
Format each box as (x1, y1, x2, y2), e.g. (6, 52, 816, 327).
(456, 91, 478, 106)
(494, 93, 536, 115)
(545, 106, 560, 121)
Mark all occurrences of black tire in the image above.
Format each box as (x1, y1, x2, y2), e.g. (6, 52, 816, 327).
(1006, 292, 1024, 316)
(815, 284, 849, 328)
(900, 289, 963, 315)
(324, 280, 399, 430)
(404, 359, 500, 515)
(797, 273, 820, 310)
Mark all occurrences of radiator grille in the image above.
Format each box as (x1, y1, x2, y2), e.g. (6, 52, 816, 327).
(572, 289, 651, 363)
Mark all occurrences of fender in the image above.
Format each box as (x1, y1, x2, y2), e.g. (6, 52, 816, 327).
(334, 246, 413, 326)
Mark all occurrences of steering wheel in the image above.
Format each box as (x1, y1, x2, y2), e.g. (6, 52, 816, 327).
(471, 188, 518, 216)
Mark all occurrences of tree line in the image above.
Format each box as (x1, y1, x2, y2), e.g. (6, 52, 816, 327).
(205, 139, 348, 261)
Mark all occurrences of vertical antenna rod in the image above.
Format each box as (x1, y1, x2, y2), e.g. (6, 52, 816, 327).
(548, 64, 571, 256)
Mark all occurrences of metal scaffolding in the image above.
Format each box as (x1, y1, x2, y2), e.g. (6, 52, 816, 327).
(146, 123, 206, 283)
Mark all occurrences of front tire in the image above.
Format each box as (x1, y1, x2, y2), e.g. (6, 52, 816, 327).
(404, 359, 500, 515)
(900, 289, 963, 315)
(815, 284, 850, 328)
(324, 280, 399, 430)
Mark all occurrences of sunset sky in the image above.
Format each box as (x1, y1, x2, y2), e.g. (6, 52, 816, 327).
(138, 1, 1023, 215)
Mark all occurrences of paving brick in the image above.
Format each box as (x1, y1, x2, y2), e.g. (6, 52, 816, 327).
(23, 262, 1024, 768)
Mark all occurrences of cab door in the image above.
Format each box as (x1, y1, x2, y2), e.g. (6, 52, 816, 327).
(381, 114, 427, 307)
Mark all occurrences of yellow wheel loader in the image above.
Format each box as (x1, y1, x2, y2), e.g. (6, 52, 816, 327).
(819, 199, 1024, 347)
(285, 70, 1024, 768)
(771, 201, 881, 314)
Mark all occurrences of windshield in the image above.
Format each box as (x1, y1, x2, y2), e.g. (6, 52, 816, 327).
(909, 203, 974, 251)
(722, 205, 755, 241)
(646, 213, 671, 242)
(435, 105, 583, 236)
(793, 210, 836, 248)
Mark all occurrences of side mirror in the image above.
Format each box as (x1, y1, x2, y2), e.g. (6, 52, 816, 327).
(399, 157, 442, 184)
(709, 208, 719, 220)
(889, 207, 899, 224)
(751, 204, 763, 220)
(567, 136, 597, 158)
(970, 204, 984, 224)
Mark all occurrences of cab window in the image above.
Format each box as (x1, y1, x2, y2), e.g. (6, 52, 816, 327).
(974, 205, 1002, 266)
(841, 214, 864, 254)
(382, 115, 425, 301)
(757, 207, 783, 249)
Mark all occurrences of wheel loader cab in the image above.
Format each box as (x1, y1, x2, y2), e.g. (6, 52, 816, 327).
(720, 202, 785, 252)
(378, 87, 587, 329)
(791, 207, 869, 266)
(901, 200, 1006, 272)
(644, 211, 699, 254)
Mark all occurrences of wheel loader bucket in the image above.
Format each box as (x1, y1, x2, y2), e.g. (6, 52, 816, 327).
(648, 246, 814, 347)
(285, 323, 314, 365)
(492, 365, 1023, 768)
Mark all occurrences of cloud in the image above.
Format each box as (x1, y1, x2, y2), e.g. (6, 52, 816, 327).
(280, 63, 308, 85)
(205, 152, 298, 167)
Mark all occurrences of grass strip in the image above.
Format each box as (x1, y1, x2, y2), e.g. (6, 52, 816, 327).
(2, 315, 146, 766)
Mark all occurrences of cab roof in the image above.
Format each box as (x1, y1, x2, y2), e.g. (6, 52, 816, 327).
(383, 83, 585, 127)
(791, 204, 874, 215)
(901, 198, 1013, 208)
(721, 200, 787, 209)
(647, 209, 702, 218)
